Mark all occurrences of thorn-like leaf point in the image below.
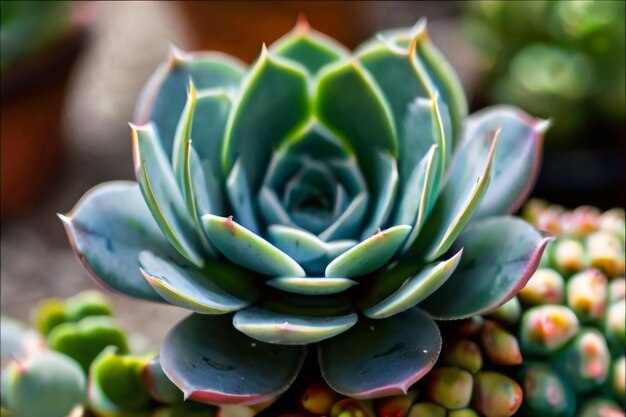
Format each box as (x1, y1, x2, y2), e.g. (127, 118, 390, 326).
(295, 12, 310, 33)
(534, 118, 552, 134)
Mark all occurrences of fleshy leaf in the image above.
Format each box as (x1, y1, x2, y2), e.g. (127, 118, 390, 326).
(360, 150, 399, 238)
(161, 314, 306, 405)
(410, 129, 499, 261)
(315, 60, 397, 191)
(319, 192, 369, 241)
(362, 249, 462, 319)
(2, 351, 85, 417)
(139, 251, 249, 314)
(222, 47, 310, 190)
(326, 225, 412, 278)
(420, 216, 553, 319)
(270, 16, 349, 74)
(226, 159, 260, 234)
(202, 214, 305, 277)
(465, 106, 547, 218)
(258, 187, 293, 227)
(267, 225, 328, 264)
(142, 356, 183, 404)
(132, 123, 205, 267)
(396, 145, 439, 251)
(318, 307, 441, 399)
(266, 277, 358, 295)
(59, 182, 175, 302)
(0, 317, 42, 360)
(233, 307, 358, 345)
(134, 49, 245, 159)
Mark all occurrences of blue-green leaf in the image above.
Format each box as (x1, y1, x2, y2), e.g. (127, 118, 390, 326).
(266, 277, 358, 295)
(139, 251, 249, 314)
(226, 159, 260, 234)
(315, 60, 398, 189)
(326, 225, 412, 278)
(161, 314, 306, 404)
(270, 17, 349, 74)
(318, 307, 441, 399)
(362, 249, 462, 319)
(410, 129, 499, 261)
(134, 49, 245, 159)
(360, 150, 399, 239)
(420, 216, 553, 319)
(466, 106, 548, 218)
(233, 307, 357, 345)
(132, 123, 205, 267)
(202, 214, 305, 277)
(59, 182, 173, 302)
(143, 356, 183, 404)
(222, 47, 311, 190)
(319, 192, 369, 241)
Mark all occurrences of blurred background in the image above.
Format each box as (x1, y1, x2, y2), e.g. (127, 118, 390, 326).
(1, 1, 624, 345)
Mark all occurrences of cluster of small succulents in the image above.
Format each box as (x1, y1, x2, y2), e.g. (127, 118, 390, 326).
(0, 291, 217, 417)
(464, 0, 625, 143)
(510, 200, 625, 417)
(61, 17, 549, 404)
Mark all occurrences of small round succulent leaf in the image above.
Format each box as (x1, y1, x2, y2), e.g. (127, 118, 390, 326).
(233, 307, 358, 345)
(161, 314, 307, 405)
(420, 216, 552, 319)
(202, 214, 305, 277)
(47, 315, 129, 372)
(139, 251, 249, 314)
(318, 307, 441, 399)
(134, 50, 245, 160)
(325, 225, 412, 278)
(59, 181, 174, 302)
(472, 371, 523, 417)
(88, 346, 153, 413)
(64, 290, 113, 322)
(518, 362, 576, 417)
(2, 351, 85, 417)
(0, 317, 43, 360)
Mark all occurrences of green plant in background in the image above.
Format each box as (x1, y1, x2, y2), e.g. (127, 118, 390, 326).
(0, 1, 72, 71)
(0, 290, 218, 417)
(60, 17, 551, 404)
(464, 0, 626, 144)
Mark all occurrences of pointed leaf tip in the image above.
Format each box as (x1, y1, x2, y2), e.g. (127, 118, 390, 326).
(295, 12, 310, 32)
(535, 118, 552, 134)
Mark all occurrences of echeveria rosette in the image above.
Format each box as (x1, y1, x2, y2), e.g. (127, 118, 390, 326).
(61, 19, 551, 404)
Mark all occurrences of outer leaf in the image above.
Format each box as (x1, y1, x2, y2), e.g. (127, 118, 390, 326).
(318, 307, 441, 399)
(411, 129, 499, 261)
(325, 225, 412, 278)
(161, 314, 306, 405)
(139, 251, 249, 314)
(419, 216, 553, 319)
(142, 356, 183, 404)
(233, 307, 358, 345)
(466, 106, 547, 218)
(132, 123, 205, 267)
(270, 17, 349, 74)
(134, 49, 245, 159)
(202, 214, 305, 277)
(59, 182, 172, 302)
(222, 47, 310, 190)
(362, 249, 462, 319)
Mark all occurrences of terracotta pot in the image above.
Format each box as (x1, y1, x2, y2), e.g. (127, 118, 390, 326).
(1, 5, 90, 217)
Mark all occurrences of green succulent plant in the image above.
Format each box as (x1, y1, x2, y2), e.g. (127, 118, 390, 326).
(464, 0, 626, 143)
(0, 1, 72, 71)
(61, 18, 550, 403)
(510, 201, 625, 417)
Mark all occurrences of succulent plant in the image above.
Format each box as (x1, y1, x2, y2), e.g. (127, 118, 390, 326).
(464, 0, 626, 143)
(496, 201, 625, 417)
(0, 1, 72, 71)
(1, 291, 219, 417)
(61, 18, 550, 403)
